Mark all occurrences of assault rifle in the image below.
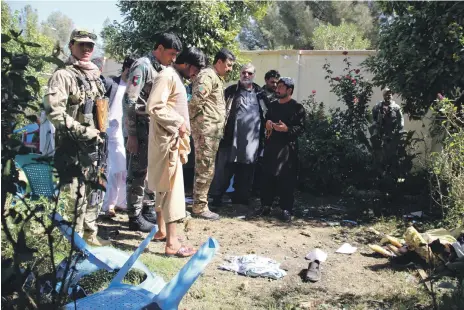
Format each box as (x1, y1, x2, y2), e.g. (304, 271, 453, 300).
(89, 97, 109, 206)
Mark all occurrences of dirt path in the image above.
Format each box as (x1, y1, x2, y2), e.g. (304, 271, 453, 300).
(98, 196, 430, 310)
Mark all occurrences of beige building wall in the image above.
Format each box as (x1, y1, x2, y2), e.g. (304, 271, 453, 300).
(240, 50, 437, 166)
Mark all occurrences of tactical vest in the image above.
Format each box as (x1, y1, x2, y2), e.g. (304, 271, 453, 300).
(64, 65, 106, 130)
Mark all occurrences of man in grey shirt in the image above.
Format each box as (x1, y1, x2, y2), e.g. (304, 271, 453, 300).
(209, 63, 269, 206)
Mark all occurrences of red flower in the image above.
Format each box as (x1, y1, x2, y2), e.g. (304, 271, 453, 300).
(355, 69, 360, 74)
(312, 90, 316, 94)
(354, 97, 359, 104)
(334, 77, 340, 81)
(437, 93, 444, 100)
(352, 80, 356, 85)
(342, 51, 348, 55)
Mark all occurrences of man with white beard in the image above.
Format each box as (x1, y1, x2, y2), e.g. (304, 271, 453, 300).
(209, 63, 269, 207)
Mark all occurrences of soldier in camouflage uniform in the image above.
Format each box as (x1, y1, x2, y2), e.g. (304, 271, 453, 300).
(189, 48, 236, 220)
(43, 29, 110, 246)
(370, 87, 405, 171)
(124, 33, 182, 232)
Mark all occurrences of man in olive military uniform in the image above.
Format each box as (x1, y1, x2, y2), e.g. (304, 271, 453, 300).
(43, 29, 109, 246)
(189, 48, 236, 221)
(370, 87, 405, 171)
(124, 33, 182, 232)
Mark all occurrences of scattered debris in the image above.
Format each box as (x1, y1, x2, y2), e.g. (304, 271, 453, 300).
(368, 244, 395, 257)
(385, 244, 401, 256)
(300, 230, 312, 237)
(305, 249, 328, 262)
(417, 268, 432, 292)
(341, 220, 358, 227)
(437, 281, 457, 289)
(336, 243, 357, 254)
(380, 235, 404, 248)
(366, 223, 464, 291)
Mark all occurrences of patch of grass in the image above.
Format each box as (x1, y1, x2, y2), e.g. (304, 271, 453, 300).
(78, 268, 146, 294)
(438, 283, 464, 310)
(139, 254, 185, 279)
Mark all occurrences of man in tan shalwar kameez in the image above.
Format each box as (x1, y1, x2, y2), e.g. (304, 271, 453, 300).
(147, 47, 206, 257)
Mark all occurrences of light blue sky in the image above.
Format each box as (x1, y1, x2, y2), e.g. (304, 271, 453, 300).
(6, 0, 124, 38)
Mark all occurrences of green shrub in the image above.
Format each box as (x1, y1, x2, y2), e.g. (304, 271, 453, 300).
(429, 92, 464, 226)
(299, 54, 425, 203)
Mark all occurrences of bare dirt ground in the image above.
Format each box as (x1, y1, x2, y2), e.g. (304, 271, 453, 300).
(96, 192, 433, 310)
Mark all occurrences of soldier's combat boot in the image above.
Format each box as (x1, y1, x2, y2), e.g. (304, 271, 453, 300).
(210, 195, 222, 208)
(83, 232, 111, 247)
(128, 213, 156, 232)
(192, 210, 220, 221)
(142, 205, 157, 224)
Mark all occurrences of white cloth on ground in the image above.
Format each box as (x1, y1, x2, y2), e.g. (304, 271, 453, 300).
(219, 255, 287, 279)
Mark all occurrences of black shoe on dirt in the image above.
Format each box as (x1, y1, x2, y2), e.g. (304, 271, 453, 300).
(281, 210, 292, 222)
(305, 260, 321, 282)
(142, 206, 157, 224)
(251, 206, 271, 218)
(128, 213, 156, 232)
(211, 196, 223, 207)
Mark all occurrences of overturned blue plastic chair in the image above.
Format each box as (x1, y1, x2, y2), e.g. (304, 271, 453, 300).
(64, 236, 219, 310)
(15, 154, 56, 199)
(51, 213, 165, 296)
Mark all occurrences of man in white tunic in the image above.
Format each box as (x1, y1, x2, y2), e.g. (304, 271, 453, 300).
(101, 57, 135, 216)
(147, 47, 206, 257)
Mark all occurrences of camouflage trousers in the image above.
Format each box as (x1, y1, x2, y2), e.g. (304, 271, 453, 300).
(192, 132, 221, 214)
(69, 176, 98, 235)
(126, 137, 155, 217)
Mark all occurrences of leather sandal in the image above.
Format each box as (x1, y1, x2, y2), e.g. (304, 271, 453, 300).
(153, 233, 185, 243)
(106, 206, 116, 217)
(165, 245, 197, 258)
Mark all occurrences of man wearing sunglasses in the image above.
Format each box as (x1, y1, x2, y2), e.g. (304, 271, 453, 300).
(209, 63, 269, 208)
(123, 33, 182, 232)
(43, 29, 110, 246)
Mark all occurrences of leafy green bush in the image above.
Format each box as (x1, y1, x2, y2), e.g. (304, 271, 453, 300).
(299, 54, 425, 202)
(299, 55, 375, 194)
(429, 92, 464, 226)
(312, 21, 371, 50)
(299, 93, 375, 194)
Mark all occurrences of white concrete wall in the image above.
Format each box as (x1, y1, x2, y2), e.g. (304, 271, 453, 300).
(239, 50, 438, 163)
(102, 58, 121, 77)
